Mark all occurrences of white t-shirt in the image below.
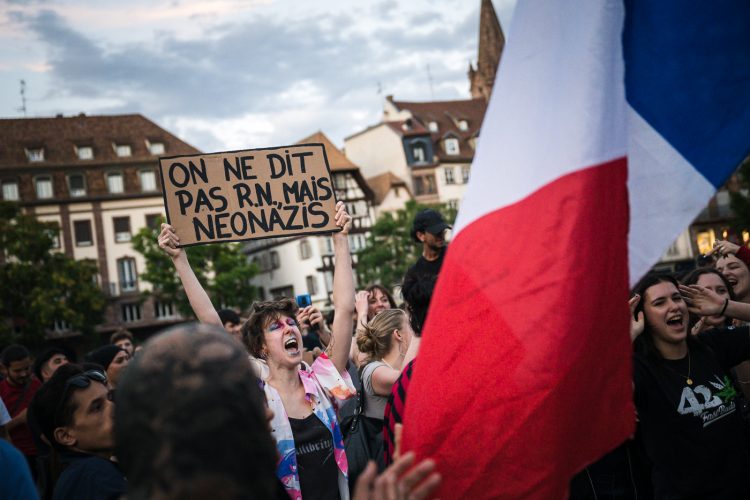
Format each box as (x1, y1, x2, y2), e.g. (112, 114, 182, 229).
(0, 396, 11, 426)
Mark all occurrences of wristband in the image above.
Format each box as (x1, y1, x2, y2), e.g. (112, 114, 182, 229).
(720, 298, 729, 316)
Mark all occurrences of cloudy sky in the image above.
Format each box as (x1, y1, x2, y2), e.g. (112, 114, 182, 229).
(0, 0, 516, 152)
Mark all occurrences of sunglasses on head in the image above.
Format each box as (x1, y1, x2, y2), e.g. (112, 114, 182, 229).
(54, 370, 109, 426)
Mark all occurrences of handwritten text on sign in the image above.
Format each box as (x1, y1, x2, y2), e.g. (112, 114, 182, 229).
(159, 143, 339, 246)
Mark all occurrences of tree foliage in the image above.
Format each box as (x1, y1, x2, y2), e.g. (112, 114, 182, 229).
(729, 156, 750, 233)
(131, 222, 259, 317)
(355, 200, 457, 289)
(0, 202, 106, 347)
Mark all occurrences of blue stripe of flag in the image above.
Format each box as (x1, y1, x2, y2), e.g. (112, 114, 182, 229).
(623, 0, 750, 188)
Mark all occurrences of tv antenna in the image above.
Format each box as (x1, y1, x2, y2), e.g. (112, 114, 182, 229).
(426, 64, 435, 99)
(18, 80, 27, 117)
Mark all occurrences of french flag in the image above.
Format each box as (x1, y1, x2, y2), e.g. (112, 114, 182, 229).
(403, 0, 750, 498)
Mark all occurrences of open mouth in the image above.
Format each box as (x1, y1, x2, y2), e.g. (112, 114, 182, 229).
(284, 336, 300, 356)
(728, 278, 738, 287)
(666, 314, 684, 328)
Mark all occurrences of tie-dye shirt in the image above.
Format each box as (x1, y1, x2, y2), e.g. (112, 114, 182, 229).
(264, 353, 356, 500)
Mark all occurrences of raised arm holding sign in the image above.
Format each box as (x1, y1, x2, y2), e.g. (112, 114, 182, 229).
(159, 143, 340, 247)
(158, 200, 357, 498)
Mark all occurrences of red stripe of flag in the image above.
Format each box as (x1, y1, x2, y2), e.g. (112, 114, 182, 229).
(403, 159, 634, 499)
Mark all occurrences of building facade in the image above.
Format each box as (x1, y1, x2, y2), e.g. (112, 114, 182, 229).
(0, 113, 200, 339)
(344, 0, 504, 213)
(245, 132, 375, 308)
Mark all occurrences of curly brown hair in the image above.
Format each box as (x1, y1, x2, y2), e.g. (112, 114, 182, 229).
(240, 298, 298, 358)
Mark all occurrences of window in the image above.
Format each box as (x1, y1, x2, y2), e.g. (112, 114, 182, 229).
(155, 301, 176, 319)
(117, 258, 137, 292)
(306, 275, 318, 295)
(2, 181, 19, 201)
(51, 319, 71, 333)
(349, 234, 366, 252)
(47, 228, 61, 249)
(76, 146, 94, 160)
(428, 121, 439, 132)
(145, 214, 162, 231)
(299, 239, 312, 260)
(321, 237, 334, 255)
(270, 286, 294, 299)
(107, 172, 124, 194)
(121, 303, 142, 322)
(68, 174, 86, 197)
(458, 120, 469, 131)
(444, 138, 460, 155)
(35, 176, 53, 199)
(447, 199, 460, 211)
(333, 174, 347, 190)
(140, 170, 157, 192)
(413, 175, 437, 196)
(148, 141, 165, 155)
(444, 167, 455, 185)
(115, 144, 132, 157)
(461, 165, 471, 184)
(26, 148, 44, 162)
(270, 251, 280, 270)
(113, 216, 132, 242)
(411, 143, 427, 163)
(74, 220, 93, 246)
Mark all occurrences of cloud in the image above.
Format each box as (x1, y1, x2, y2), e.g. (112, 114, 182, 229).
(7, 1, 486, 150)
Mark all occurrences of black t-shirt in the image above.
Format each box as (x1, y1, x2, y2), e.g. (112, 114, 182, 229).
(633, 326, 750, 499)
(403, 247, 445, 285)
(289, 413, 339, 500)
(53, 453, 127, 500)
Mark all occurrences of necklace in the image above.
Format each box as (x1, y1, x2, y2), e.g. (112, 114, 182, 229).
(662, 349, 692, 385)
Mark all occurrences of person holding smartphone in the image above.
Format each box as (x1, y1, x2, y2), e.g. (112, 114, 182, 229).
(158, 201, 357, 500)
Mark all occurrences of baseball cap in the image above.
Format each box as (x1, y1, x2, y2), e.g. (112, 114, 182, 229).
(412, 209, 451, 240)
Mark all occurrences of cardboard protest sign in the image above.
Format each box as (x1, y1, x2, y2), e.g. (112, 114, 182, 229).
(158, 143, 340, 247)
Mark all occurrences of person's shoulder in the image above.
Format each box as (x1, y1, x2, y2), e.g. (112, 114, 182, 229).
(0, 438, 26, 463)
(56, 456, 126, 499)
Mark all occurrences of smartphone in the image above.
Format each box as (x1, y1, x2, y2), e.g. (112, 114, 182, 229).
(296, 294, 312, 308)
(295, 294, 318, 332)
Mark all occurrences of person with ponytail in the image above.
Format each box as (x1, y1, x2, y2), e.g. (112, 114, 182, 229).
(356, 309, 413, 421)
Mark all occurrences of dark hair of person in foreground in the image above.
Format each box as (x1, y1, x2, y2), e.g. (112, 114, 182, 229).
(114, 323, 281, 500)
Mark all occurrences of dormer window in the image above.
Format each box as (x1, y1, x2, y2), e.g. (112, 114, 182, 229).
(147, 141, 165, 155)
(428, 121, 439, 132)
(114, 144, 132, 157)
(458, 120, 469, 131)
(412, 143, 427, 163)
(76, 146, 94, 160)
(402, 119, 413, 131)
(445, 138, 460, 155)
(26, 148, 44, 162)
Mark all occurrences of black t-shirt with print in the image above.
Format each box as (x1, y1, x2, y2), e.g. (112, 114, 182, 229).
(289, 413, 339, 500)
(633, 326, 750, 499)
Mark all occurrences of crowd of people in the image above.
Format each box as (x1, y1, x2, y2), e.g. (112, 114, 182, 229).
(4, 200, 750, 499)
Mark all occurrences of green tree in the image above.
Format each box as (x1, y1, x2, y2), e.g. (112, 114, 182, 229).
(131, 222, 259, 317)
(356, 200, 457, 288)
(729, 156, 750, 233)
(0, 202, 106, 347)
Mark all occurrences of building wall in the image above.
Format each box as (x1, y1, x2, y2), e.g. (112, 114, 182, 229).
(345, 125, 409, 181)
(435, 163, 471, 208)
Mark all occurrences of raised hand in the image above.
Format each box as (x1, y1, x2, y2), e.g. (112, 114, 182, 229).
(352, 451, 441, 500)
(708, 239, 740, 258)
(355, 291, 371, 318)
(679, 284, 726, 316)
(334, 200, 353, 235)
(629, 294, 644, 342)
(158, 223, 183, 259)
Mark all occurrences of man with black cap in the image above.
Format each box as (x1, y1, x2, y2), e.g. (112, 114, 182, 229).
(34, 347, 71, 383)
(403, 208, 451, 286)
